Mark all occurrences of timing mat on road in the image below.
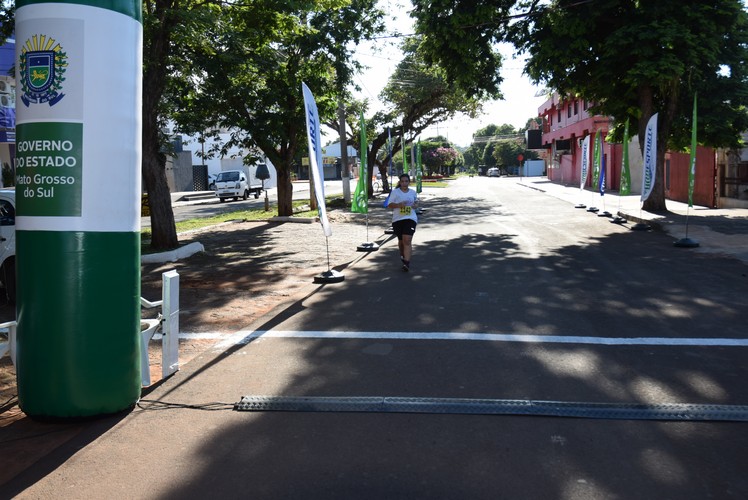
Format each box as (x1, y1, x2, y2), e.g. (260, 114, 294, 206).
(234, 396, 748, 422)
(213, 330, 748, 349)
(221, 330, 748, 422)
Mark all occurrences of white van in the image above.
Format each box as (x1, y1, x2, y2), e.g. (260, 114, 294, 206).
(0, 189, 15, 303)
(214, 168, 263, 202)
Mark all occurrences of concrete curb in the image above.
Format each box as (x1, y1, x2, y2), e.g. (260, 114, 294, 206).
(268, 216, 318, 224)
(141, 241, 205, 264)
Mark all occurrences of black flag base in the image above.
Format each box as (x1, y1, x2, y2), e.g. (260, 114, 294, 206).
(574, 204, 587, 209)
(314, 269, 345, 284)
(610, 216, 627, 224)
(674, 237, 700, 248)
(384, 228, 394, 235)
(598, 211, 612, 218)
(630, 222, 651, 231)
(357, 242, 380, 252)
(586, 206, 599, 213)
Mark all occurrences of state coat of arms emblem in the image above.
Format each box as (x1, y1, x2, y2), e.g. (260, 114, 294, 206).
(19, 35, 68, 107)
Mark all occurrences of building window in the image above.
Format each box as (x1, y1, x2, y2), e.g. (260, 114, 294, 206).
(567, 105, 572, 118)
(583, 101, 589, 111)
(558, 109, 562, 122)
(574, 101, 579, 115)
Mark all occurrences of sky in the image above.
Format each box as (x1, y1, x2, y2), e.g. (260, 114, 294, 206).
(347, 0, 548, 148)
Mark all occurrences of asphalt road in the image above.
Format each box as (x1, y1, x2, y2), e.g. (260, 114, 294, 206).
(142, 179, 357, 226)
(7, 177, 748, 499)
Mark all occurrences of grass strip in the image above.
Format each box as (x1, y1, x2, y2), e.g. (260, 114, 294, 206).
(141, 197, 336, 246)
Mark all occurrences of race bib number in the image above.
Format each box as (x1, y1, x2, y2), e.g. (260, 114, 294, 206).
(399, 206, 412, 215)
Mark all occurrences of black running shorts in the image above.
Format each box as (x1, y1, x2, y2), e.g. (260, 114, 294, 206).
(392, 219, 417, 239)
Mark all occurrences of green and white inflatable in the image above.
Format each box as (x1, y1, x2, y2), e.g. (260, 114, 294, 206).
(15, 0, 142, 418)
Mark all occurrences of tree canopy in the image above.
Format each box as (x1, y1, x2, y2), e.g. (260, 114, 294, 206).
(459, 123, 536, 172)
(0, 1, 11, 42)
(326, 38, 488, 191)
(171, 0, 384, 217)
(410, 0, 516, 100)
(413, 0, 748, 211)
(513, 0, 748, 209)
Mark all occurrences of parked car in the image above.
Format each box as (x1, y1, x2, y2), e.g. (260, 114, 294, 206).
(487, 167, 500, 177)
(0, 189, 15, 303)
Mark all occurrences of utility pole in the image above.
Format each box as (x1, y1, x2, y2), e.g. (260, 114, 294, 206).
(338, 100, 351, 203)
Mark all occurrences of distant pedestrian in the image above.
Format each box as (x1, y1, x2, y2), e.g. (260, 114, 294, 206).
(387, 174, 418, 272)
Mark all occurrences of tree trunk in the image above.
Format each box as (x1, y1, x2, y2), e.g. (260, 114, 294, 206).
(309, 174, 317, 211)
(276, 163, 293, 216)
(142, 133, 178, 249)
(638, 82, 679, 212)
(142, 0, 178, 250)
(261, 146, 294, 217)
(645, 142, 668, 212)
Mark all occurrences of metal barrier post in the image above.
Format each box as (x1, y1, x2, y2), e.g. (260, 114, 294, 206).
(139, 269, 179, 386)
(161, 270, 180, 379)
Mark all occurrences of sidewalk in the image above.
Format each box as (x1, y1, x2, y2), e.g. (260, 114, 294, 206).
(517, 177, 748, 264)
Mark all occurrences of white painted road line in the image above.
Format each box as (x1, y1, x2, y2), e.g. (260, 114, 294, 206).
(209, 330, 748, 350)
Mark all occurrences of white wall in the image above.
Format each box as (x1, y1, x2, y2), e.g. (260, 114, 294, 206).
(220, 157, 277, 189)
(322, 142, 357, 159)
(178, 130, 277, 189)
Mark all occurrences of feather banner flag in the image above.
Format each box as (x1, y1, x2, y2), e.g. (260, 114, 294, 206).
(416, 138, 422, 193)
(402, 132, 409, 174)
(599, 153, 606, 196)
(580, 135, 590, 189)
(592, 129, 602, 188)
(641, 113, 658, 202)
(383, 127, 393, 208)
(351, 111, 368, 214)
(620, 119, 631, 196)
(688, 94, 697, 208)
(301, 82, 331, 236)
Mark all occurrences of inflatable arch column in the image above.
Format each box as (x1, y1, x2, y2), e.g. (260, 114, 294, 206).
(15, 0, 142, 418)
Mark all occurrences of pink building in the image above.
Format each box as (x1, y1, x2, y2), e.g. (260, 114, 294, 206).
(538, 94, 618, 190)
(538, 94, 718, 207)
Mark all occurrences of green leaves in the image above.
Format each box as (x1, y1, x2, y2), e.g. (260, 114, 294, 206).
(516, 0, 748, 150)
(411, 0, 516, 99)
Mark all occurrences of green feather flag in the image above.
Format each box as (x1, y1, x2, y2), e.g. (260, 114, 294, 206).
(620, 119, 631, 196)
(416, 139, 422, 193)
(592, 128, 602, 187)
(351, 112, 368, 214)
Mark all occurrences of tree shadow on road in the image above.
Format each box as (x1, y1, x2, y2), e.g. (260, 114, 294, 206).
(150, 186, 748, 498)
